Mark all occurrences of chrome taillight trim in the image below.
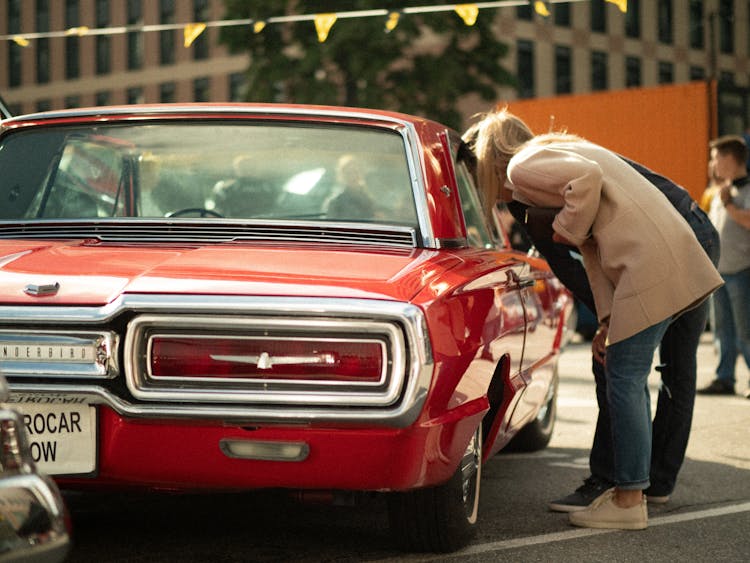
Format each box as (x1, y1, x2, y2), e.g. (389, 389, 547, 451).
(0, 330, 118, 379)
(126, 315, 403, 405)
(148, 333, 387, 385)
(1, 296, 434, 427)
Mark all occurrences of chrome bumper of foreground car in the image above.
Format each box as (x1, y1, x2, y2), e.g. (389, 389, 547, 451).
(1, 383, 71, 563)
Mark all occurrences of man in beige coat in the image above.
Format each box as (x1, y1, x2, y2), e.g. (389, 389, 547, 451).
(472, 108, 723, 530)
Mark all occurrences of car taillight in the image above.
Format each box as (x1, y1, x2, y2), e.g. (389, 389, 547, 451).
(149, 336, 385, 382)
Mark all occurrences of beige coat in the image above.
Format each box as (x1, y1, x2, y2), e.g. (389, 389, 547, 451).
(507, 140, 723, 344)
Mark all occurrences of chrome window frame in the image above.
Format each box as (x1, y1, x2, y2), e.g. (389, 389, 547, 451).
(0, 105, 441, 249)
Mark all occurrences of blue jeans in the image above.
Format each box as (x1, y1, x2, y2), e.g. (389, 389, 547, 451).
(590, 204, 719, 494)
(590, 296, 711, 494)
(604, 319, 671, 489)
(712, 267, 750, 386)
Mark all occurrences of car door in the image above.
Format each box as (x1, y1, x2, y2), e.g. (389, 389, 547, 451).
(452, 149, 534, 453)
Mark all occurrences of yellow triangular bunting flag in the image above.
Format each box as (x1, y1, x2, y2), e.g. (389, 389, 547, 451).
(314, 13, 337, 43)
(253, 21, 266, 34)
(12, 35, 30, 47)
(385, 12, 400, 32)
(605, 0, 627, 12)
(534, 1, 551, 17)
(183, 22, 206, 47)
(454, 4, 479, 26)
(65, 26, 89, 36)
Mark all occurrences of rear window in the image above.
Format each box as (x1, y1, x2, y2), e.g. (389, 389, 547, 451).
(0, 122, 418, 228)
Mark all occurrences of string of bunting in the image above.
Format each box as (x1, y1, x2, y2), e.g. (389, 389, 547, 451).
(1, 0, 627, 47)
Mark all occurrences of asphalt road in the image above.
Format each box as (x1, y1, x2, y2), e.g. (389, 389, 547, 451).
(62, 333, 750, 562)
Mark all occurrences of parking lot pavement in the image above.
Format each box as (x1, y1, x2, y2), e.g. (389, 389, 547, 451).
(554, 330, 749, 478)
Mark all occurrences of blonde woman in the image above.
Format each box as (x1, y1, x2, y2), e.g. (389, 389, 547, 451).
(469, 108, 723, 530)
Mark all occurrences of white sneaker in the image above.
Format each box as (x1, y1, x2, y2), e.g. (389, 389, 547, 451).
(569, 488, 647, 530)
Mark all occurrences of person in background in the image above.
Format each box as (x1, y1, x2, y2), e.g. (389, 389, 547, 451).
(697, 135, 750, 398)
(323, 154, 375, 221)
(467, 108, 722, 530)
(699, 160, 728, 213)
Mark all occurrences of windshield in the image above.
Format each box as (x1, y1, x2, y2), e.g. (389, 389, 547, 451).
(0, 122, 418, 228)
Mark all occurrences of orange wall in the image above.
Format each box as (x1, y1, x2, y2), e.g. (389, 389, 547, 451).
(505, 81, 714, 201)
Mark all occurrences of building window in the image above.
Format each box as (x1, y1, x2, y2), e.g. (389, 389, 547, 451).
(7, 103, 22, 116)
(8, 0, 22, 87)
(36, 99, 52, 112)
(625, 0, 641, 38)
(690, 66, 705, 80)
(657, 0, 673, 44)
(516, 4, 532, 20)
(658, 61, 674, 84)
(127, 87, 145, 104)
(65, 0, 80, 80)
(719, 0, 733, 54)
(192, 0, 210, 60)
(591, 51, 608, 91)
(554, 3, 571, 27)
(9, 45, 23, 87)
(95, 91, 111, 106)
(516, 40, 534, 99)
(689, 1, 704, 49)
(625, 56, 641, 88)
(36, 0, 50, 84)
(64, 95, 81, 109)
(194, 77, 211, 102)
(160, 82, 177, 103)
(96, 0, 111, 75)
(590, 0, 606, 33)
(160, 0, 176, 65)
(36, 39, 50, 84)
(719, 71, 734, 85)
(555, 46, 572, 95)
(229, 73, 247, 102)
(127, 0, 143, 70)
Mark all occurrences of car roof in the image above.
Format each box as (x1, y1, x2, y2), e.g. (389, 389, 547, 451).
(0, 102, 443, 131)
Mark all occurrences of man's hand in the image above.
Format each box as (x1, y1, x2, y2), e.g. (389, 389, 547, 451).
(719, 184, 733, 205)
(592, 323, 608, 365)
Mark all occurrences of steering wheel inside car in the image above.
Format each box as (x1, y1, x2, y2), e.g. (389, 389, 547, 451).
(166, 208, 224, 218)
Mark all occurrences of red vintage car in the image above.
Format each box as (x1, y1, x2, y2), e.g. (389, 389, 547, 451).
(0, 104, 571, 552)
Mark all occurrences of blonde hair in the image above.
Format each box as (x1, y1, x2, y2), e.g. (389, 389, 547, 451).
(466, 107, 534, 217)
(466, 107, 583, 217)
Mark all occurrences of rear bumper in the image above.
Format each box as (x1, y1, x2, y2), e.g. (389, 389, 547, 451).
(57, 403, 486, 492)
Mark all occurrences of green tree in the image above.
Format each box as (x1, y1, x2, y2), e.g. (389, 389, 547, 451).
(220, 0, 515, 128)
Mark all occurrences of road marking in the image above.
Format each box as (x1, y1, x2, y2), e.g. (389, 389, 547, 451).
(385, 502, 750, 562)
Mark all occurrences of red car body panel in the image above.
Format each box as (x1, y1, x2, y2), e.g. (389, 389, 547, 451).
(0, 104, 571, 499)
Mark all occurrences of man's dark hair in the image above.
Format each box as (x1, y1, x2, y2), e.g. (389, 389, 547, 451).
(710, 134, 749, 166)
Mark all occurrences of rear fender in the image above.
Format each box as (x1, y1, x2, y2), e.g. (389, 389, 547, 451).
(481, 353, 524, 461)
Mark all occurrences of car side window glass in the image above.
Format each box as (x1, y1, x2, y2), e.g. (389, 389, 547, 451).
(454, 160, 494, 248)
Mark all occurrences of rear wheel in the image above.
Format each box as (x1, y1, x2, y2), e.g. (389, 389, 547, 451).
(387, 423, 482, 552)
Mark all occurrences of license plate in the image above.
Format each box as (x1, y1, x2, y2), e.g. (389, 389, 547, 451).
(10, 399, 97, 475)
